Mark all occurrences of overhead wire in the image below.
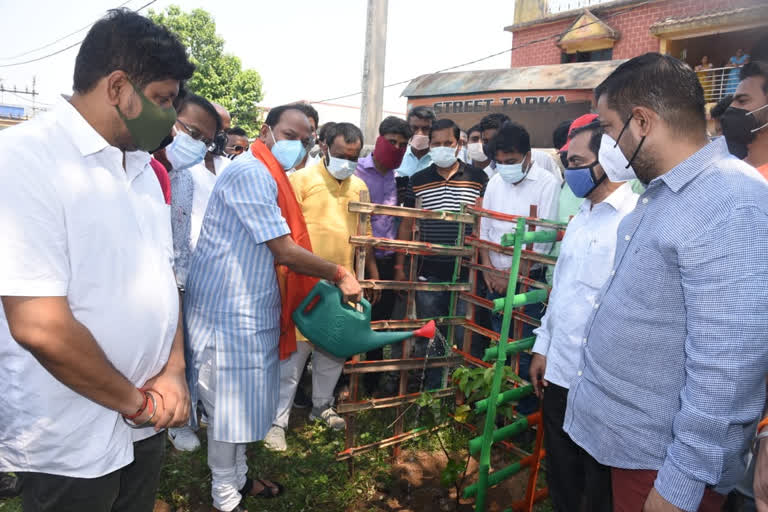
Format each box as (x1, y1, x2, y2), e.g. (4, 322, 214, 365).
(0, 0, 158, 69)
(0, 0, 133, 61)
(312, 1, 650, 104)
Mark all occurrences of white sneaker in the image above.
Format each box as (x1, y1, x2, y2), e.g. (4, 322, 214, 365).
(310, 406, 346, 431)
(167, 426, 201, 452)
(264, 425, 287, 451)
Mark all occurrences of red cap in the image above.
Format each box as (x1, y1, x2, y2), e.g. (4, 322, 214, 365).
(559, 113, 599, 153)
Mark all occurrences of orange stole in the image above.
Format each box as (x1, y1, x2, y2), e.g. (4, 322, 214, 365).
(251, 140, 318, 359)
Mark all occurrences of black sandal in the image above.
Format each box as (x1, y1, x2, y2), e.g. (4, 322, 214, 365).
(240, 477, 285, 499)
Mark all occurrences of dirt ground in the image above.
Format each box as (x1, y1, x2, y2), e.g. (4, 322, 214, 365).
(347, 450, 533, 512)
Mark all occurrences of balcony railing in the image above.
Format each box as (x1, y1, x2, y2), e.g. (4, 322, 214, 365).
(696, 66, 744, 103)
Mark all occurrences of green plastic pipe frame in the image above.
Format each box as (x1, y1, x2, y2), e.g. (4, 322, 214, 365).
(473, 384, 534, 414)
(483, 336, 536, 362)
(471, 217, 528, 511)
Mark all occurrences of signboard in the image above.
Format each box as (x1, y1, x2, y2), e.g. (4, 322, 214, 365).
(408, 91, 594, 148)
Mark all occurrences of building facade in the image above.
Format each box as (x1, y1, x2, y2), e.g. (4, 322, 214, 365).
(402, 0, 768, 146)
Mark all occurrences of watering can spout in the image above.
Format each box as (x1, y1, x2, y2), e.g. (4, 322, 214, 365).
(412, 320, 436, 339)
(292, 281, 439, 359)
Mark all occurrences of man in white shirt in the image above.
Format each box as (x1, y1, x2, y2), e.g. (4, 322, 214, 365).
(478, 113, 563, 183)
(529, 120, 638, 512)
(0, 9, 194, 511)
(479, 121, 560, 415)
(153, 93, 222, 452)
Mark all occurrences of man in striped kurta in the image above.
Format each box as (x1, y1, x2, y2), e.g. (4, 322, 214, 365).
(184, 105, 362, 512)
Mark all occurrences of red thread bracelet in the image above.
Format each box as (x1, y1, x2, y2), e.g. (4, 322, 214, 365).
(124, 390, 149, 421)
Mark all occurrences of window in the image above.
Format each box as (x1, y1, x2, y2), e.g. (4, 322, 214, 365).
(561, 48, 613, 63)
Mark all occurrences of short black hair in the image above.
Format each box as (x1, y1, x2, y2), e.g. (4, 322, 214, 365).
(407, 106, 436, 124)
(468, 124, 482, 137)
(710, 95, 733, 120)
(740, 61, 768, 94)
(594, 52, 706, 136)
(325, 122, 364, 148)
(479, 113, 511, 132)
(318, 122, 337, 144)
(379, 116, 412, 139)
(567, 121, 603, 158)
(429, 118, 460, 141)
(553, 119, 573, 149)
(487, 121, 531, 156)
(226, 127, 248, 137)
(74, 9, 195, 93)
(294, 102, 319, 128)
(265, 104, 309, 128)
(178, 93, 222, 134)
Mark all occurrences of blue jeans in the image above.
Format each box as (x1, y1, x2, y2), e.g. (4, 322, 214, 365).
(486, 272, 546, 415)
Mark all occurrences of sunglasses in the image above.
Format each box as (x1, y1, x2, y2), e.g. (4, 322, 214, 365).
(227, 145, 248, 152)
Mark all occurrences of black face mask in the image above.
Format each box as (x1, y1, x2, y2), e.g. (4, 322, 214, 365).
(721, 105, 768, 159)
(149, 134, 174, 155)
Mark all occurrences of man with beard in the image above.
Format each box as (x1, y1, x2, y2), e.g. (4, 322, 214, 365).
(564, 53, 768, 512)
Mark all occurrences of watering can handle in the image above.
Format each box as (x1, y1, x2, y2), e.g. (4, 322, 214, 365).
(296, 280, 372, 317)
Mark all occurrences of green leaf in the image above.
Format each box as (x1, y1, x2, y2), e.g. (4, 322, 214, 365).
(148, 6, 264, 136)
(454, 404, 471, 423)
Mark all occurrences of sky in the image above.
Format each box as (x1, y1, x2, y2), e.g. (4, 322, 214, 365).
(0, 0, 516, 125)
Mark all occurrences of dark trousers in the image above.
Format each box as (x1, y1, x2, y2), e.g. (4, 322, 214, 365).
(20, 431, 166, 512)
(542, 383, 612, 512)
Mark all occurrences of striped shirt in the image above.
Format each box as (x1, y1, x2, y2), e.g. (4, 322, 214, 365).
(564, 138, 768, 511)
(405, 162, 488, 279)
(184, 151, 290, 443)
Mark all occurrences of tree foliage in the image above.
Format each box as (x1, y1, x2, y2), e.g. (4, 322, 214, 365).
(148, 5, 264, 136)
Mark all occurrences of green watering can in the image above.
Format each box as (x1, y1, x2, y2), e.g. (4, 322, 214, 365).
(293, 280, 437, 359)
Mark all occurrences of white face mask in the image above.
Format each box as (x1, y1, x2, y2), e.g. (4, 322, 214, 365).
(166, 131, 207, 171)
(598, 133, 637, 182)
(496, 155, 530, 184)
(467, 142, 487, 162)
(429, 146, 458, 168)
(326, 152, 357, 180)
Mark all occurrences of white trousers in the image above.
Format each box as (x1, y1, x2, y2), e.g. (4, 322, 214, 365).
(273, 340, 345, 429)
(198, 349, 248, 512)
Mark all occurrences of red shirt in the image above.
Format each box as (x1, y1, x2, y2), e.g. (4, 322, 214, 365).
(150, 158, 171, 205)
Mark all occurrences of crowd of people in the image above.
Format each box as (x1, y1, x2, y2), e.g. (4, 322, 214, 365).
(1, 8, 768, 512)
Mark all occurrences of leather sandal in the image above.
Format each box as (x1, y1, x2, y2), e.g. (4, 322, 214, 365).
(239, 477, 284, 499)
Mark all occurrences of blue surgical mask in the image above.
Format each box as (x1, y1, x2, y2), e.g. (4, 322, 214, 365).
(496, 155, 530, 184)
(269, 126, 306, 170)
(326, 152, 357, 180)
(564, 162, 606, 198)
(166, 131, 207, 171)
(429, 146, 458, 168)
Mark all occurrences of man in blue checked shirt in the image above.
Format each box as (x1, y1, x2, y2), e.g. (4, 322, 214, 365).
(563, 53, 768, 512)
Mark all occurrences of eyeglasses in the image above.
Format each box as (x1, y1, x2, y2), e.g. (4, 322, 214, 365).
(227, 145, 249, 153)
(176, 119, 214, 147)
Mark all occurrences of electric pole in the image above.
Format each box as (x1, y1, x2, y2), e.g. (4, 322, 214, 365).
(360, 0, 388, 147)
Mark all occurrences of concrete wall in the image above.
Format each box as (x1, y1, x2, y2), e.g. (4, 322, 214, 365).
(509, 0, 763, 67)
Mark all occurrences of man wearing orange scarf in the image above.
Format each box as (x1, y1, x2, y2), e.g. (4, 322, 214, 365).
(184, 104, 361, 512)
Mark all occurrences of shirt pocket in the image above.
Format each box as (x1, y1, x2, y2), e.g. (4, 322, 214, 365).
(615, 245, 674, 311)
